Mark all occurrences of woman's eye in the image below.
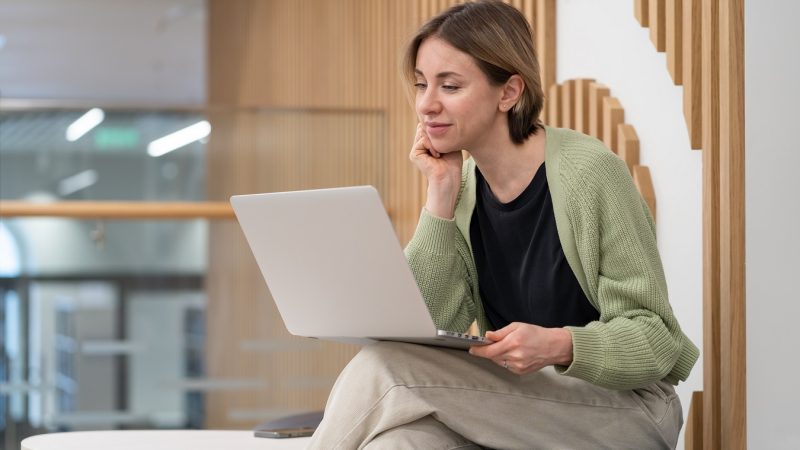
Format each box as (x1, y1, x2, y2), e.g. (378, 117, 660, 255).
(442, 85, 460, 92)
(414, 83, 427, 90)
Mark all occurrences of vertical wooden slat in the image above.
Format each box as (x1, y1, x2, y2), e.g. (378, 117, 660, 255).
(635, 0, 649, 27)
(536, 0, 556, 99)
(560, 79, 575, 130)
(719, 0, 746, 448)
(602, 96, 624, 153)
(588, 82, 610, 140)
(685, 391, 705, 450)
(574, 78, 594, 134)
(683, 0, 702, 149)
(617, 124, 640, 173)
(649, 0, 666, 51)
(632, 165, 656, 222)
(666, 0, 683, 85)
(547, 83, 562, 127)
(701, 0, 721, 447)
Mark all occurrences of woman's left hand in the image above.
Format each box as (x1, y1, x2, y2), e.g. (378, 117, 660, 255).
(469, 322, 574, 375)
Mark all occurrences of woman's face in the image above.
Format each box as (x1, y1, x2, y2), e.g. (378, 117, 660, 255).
(414, 37, 506, 154)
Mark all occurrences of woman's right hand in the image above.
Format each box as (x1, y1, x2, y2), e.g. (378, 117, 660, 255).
(409, 123, 463, 219)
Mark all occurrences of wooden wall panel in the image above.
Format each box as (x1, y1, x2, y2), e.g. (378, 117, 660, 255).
(588, 82, 610, 140)
(536, 0, 557, 97)
(635, 0, 649, 27)
(574, 78, 594, 135)
(617, 123, 640, 173)
(560, 79, 575, 130)
(649, 0, 666, 51)
(602, 96, 624, 153)
(683, 0, 702, 149)
(547, 83, 562, 127)
(632, 165, 656, 222)
(718, 0, 746, 448)
(685, 391, 704, 450)
(701, 0, 721, 447)
(550, 79, 654, 224)
(666, 0, 683, 85)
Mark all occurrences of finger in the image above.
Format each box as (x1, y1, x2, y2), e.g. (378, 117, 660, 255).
(484, 322, 519, 342)
(469, 339, 513, 360)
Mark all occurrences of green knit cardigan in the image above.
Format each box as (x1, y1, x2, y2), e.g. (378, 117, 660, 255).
(404, 125, 699, 390)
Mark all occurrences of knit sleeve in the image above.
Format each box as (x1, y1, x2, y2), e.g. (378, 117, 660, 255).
(404, 209, 477, 333)
(556, 151, 698, 389)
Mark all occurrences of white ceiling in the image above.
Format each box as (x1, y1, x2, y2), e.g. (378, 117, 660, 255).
(0, 0, 206, 105)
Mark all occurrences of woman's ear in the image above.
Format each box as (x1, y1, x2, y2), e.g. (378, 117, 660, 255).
(499, 74, 525, 112)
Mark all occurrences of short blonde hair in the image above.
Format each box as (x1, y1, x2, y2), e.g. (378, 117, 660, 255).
(402, 0, 544, 144)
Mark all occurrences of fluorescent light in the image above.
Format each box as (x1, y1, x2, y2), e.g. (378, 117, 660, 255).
(65, 108, 105, 142)
(58, 170, 98, 196)
(147, 120, 210, 157)
(0, 34, 7, 51)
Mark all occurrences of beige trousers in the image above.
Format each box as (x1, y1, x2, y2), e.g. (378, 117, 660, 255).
(308, 342, 682, 450)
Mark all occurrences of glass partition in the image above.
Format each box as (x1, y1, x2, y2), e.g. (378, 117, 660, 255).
(0, 105, 210, 448)
(0, 103, 389, 448)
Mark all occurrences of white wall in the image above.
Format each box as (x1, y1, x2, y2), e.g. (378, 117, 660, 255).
(745, 2, 800, 448)
(556, 1, 703, 448)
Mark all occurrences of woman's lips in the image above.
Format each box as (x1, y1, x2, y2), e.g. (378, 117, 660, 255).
(426, 123, 451, 137)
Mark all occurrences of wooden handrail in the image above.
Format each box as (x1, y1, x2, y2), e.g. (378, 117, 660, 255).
(0, 201, 235, 219)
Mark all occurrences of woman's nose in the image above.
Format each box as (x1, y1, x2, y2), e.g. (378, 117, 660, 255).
(417, 90, 441, 116)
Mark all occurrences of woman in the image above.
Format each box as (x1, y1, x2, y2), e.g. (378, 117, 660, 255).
(309, 1, 698, 448)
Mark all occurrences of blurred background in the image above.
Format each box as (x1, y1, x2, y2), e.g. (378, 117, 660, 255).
(0, 1, 417, 448)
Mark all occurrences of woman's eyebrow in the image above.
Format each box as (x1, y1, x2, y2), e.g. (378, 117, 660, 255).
(414, 69, 463, 79)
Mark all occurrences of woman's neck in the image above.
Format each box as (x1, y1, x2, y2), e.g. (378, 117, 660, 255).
(470, 127, 546, 204)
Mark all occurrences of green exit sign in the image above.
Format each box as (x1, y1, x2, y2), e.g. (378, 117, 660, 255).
(94, 127, 140, 150)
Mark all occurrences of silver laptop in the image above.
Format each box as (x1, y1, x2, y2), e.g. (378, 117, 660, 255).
(230, 186, 489, 350)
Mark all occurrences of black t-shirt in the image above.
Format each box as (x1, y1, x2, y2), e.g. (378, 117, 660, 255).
(470, 164, 599, 330)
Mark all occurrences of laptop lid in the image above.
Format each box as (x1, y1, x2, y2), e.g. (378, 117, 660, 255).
(230, 186, 439, 340)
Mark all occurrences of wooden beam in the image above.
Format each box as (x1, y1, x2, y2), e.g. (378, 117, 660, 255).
(535, 0, 557, 98)
(683, 0, 702, 149)
(649, 0, 666, 51)
(0, 201, 236, 219)
(635, 0, 649, 27)
(574, 78, 594, 135)
(547, 83, 562, 127)
(685, 391, 704, 450)
(701, 0, 721, 447)
(632, 165, 656, 222)
(617, 124, 640, 173)
(588, 82, 610, 140)
(602, 96, 624, 153)
(561, 79, 575, 130)
(666, 0, 683, 85)
(719, 0, 746, 447)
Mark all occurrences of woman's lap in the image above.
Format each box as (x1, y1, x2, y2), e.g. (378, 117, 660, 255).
(308, 342, 682, 449)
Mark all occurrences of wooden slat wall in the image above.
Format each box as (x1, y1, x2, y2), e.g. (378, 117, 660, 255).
(635, 0, 649, 26)
(718, 0, 745, 448)
(206, 0, 557, 429)
(701, 0, 722, 446)
(574, 78, 594, 135)
(649, 0, 666, 51)
(617, 124, 640, 173)
(632, 166, 656, 222)
(602, 97, 624, 153)
(588, 82, 610, 140)
(683, 0, 702, 149)
(666, 0, 683, 85)
(634, 1, 746, 448)
(545, 79, 656, 222)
